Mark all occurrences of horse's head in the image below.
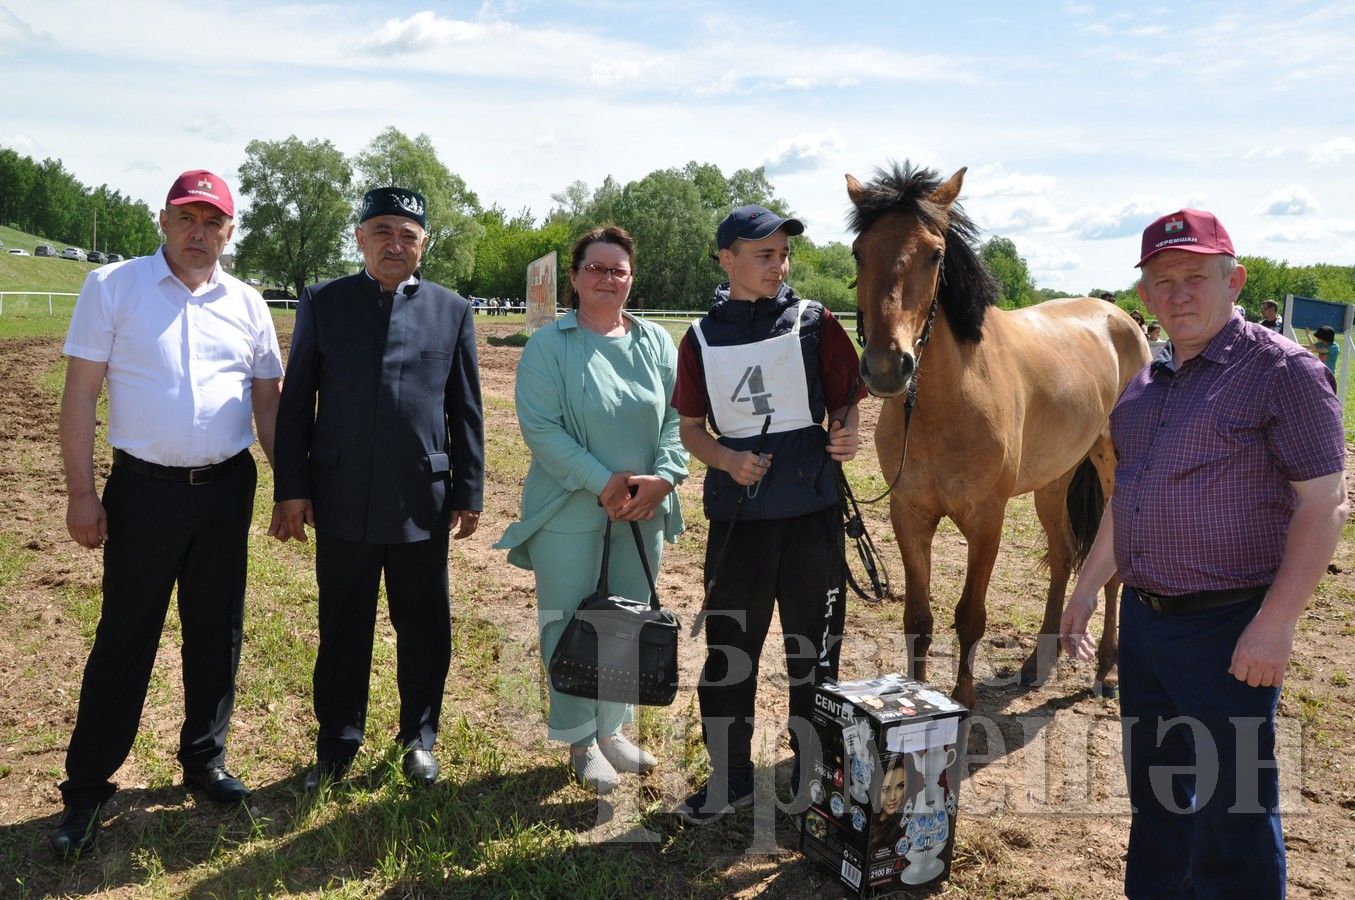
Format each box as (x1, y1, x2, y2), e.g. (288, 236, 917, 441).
(846, 163, 993, 398)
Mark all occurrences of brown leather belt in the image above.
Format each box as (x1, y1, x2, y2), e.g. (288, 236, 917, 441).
(1131, 585, 1268, 614)
(113, 449, 248, 485)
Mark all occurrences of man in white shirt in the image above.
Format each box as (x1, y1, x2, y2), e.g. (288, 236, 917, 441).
(51, 170, 283, 858)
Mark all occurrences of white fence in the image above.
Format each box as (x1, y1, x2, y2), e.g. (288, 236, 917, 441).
(0, 292, 79, 316)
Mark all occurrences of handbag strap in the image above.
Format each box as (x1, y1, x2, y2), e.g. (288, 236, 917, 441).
(595, 518, 661, 611)
(627, 519, 660, 611)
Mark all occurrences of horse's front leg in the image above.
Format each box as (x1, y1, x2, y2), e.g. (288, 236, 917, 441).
(894, 501, 940, 684)
(953, 510, 1006, 712)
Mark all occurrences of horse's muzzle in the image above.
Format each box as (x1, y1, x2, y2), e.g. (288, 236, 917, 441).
(860, 349, 916, 397)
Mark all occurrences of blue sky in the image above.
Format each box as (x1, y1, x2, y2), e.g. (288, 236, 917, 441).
(2, 0, 1353, 293)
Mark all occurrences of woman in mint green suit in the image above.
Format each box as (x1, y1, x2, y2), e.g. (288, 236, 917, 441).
(496, 226, 687, 794)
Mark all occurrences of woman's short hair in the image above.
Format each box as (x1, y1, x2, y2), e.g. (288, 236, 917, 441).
(566, 225, 635, 309)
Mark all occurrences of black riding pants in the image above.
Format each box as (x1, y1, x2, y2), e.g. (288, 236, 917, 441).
(697, 506, 845, 778)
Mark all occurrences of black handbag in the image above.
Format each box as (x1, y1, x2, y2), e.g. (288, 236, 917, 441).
(548, 518, 680, 707)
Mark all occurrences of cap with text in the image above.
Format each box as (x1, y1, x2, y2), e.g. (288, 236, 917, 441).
(716, 204, 805, 250)
(1136, 208, 1234, 268)
(360, 187, 428, 230)
(167, 169, 234, 218)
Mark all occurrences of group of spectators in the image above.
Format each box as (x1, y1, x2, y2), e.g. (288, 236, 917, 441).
(44, 167, 1348, 900)
(472, 296, 523, 315)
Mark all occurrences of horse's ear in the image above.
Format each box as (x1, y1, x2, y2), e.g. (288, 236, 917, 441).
(930, 167, 968, 209)
(846, 174, 866, 206)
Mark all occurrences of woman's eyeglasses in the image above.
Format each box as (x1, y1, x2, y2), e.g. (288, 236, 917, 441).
(581, 263, 633, 280)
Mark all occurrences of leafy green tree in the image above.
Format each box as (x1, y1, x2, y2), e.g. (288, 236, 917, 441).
(610, 169, 720, 308)
(792, 241, 855, 311)
(980, 236, 1037, 308)
(0, 148, 37, 231)
(27, 158, 86, 247)
(467, 206, 572, 302)
(353, 128, 484, 288)
(235, 136, 353, 298)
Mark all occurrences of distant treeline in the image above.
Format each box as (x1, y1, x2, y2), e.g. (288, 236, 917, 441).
(6, 135, 1353, 318)
(0, 149, 160, 257)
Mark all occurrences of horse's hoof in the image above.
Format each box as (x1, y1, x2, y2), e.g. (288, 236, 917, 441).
(1017, 660, 1048, 688)
(1091, 680, 1118, 700)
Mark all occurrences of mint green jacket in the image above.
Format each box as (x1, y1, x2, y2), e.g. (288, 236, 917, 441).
(495, 311, 687, 569)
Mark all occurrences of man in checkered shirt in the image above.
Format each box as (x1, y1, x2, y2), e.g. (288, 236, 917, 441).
(1060, 209, 1348, 899)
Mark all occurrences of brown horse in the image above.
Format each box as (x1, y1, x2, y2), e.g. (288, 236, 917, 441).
(846, 162, 1150, 710)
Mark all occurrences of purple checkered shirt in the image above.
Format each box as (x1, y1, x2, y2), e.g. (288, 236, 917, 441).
(1111, 312, 1345, 595)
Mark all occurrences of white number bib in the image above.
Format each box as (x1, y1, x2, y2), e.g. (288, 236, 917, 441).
(693, 300, 814, 438)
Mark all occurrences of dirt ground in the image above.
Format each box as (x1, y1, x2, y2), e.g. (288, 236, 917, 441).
(1, 323, 1353, 897)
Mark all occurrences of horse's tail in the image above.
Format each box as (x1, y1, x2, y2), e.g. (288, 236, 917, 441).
(1065, 457, 1104, 571)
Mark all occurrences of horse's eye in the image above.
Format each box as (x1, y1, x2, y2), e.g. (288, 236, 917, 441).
(851, 248, 861, 262)
(931, 249, 944, 264)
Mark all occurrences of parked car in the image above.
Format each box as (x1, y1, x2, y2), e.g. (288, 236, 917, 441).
(86, 250, 106, 264)
(34, 244, 57, 257)
(7, 248, 29, 256)
(61, 247, 87, 262)
(106, 253, 124, 262)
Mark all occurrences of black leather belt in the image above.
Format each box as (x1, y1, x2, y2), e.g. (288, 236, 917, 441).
(1131, 585, 1268, 614)
(112, 449, 248, 485)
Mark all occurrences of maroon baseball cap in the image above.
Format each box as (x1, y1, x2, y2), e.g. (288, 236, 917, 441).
(166, 169, 234, 218)
(1136, 208, 1234, 268)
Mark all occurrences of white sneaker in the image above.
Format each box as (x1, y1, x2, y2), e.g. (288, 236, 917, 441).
(598, 733, 657, 775)
(570, 741, 618, 794)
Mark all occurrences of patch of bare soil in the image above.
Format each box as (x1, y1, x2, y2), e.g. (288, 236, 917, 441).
(2, 324, 1352, 897)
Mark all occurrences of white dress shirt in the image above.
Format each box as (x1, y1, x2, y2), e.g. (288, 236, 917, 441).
(63, 248, 284, 467)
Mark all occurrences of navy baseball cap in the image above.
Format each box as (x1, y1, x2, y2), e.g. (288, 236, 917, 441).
(716, 204, 805, 250)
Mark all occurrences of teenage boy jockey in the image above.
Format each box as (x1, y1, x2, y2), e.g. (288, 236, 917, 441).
(673, 205, 864, 823)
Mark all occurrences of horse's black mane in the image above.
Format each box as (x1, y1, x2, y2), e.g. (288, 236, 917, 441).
(848, 161, 999, 343)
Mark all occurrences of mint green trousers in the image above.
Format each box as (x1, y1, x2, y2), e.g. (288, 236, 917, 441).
(526, 518, 665, 744)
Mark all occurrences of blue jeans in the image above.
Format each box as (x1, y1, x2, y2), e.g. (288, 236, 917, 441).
(1118, 588, 1285, 899)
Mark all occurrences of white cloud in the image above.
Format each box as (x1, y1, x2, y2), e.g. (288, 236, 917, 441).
(534, 134, 558, 148)
(1024, 243, 1082, 273)
(1258, 219, 1355, 244)
(1254, 185, 1320, 216)
(764, 131, 847, 175)
(1069, 199, 1163, 240)
(0, 7, 50, 55)
(183, 118, 233, 142)
(1242, 145, 1286, 159)
(1309, 137, 1355, 165)
(974, 199, 1056, 234)
(369, 11, 505, 50)
(0, 135, 42, 156)
(965, 163, 1056, 198)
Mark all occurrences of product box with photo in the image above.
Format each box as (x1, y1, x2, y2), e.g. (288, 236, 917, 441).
(799, 673, 968, 896)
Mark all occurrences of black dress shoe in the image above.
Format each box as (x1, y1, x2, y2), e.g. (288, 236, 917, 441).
(304, 757, 351, 791)
(184, 766, 252, 802)
(402, 748, 439, 786)
(50, 804, 101, 858)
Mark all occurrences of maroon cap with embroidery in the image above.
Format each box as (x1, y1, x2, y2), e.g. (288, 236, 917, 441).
(1136, 208, 1234, 267)
(166, 169, 234, 218)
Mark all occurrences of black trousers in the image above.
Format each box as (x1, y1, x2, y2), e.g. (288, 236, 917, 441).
(313, 529, 451, 762)
(60, 453, 256, 807)
(697, 506, 845, 777)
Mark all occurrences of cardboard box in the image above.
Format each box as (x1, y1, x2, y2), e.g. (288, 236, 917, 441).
(799, 674, 968, 896)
